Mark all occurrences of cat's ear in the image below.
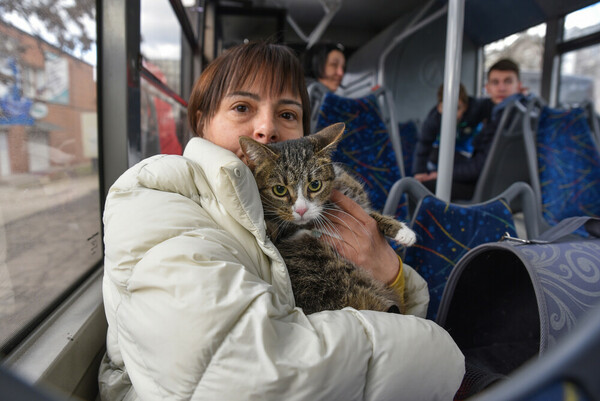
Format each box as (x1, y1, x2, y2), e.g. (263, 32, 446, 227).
(239, 136, 277, 169)
(313, 122, 345, 155)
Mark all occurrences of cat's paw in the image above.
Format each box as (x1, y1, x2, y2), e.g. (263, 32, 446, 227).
(394, 226, 416, 247)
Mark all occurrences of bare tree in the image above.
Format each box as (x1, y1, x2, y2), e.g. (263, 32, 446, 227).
(0, 0, 95, 55)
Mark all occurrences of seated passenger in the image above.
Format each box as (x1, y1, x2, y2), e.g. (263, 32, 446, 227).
(413, 83, 492, 200)
(304, 42, 346, 132)
(417, 58, 528, 201)
(98, 41, 465, 401)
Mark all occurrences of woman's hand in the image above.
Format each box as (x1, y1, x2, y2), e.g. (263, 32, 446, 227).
(321, 190, 400, 285)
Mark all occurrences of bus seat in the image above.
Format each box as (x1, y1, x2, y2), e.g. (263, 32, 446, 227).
(523, 104, 600, 235)
(315, 90, 407, 216)
(398, 119, 419, 178)
(307, 80, 330, 134)
(582, 101, 600, 151)
(383, 177, 540, 320)
(470, 96, 543, 204)
(560, 100, 600, 151)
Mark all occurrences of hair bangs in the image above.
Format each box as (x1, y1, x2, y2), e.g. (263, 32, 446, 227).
(226, 46, 303, 100)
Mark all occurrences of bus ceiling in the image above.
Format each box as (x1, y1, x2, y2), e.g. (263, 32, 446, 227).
(212, 0, 599, 50)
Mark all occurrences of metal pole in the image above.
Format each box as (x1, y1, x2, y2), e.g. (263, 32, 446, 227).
(435, 0, 465, 202)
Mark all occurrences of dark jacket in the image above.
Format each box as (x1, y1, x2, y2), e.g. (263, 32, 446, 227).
(413, 96, 494, 178)
(452, 93, 531, 183)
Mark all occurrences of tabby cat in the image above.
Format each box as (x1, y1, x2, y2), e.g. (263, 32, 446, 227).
(239, 122, 416, 314)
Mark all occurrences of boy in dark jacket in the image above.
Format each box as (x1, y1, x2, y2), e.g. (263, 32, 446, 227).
(413, 83, 492, 189)
(415, 59, 526, 201)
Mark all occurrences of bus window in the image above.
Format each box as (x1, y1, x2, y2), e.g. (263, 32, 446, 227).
(141, 0, 182, 94)
(134, 0, 187, 164)
(483, 23, 545, 99)
(564, 1, 600, 41)
(0, 2, 100, 354)
(560, 3, 600, 111)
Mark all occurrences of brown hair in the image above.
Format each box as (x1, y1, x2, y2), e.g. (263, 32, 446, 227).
(437, 83, 469, 105)
(188, 42, 311, 137)
(487, 58, 520, 80)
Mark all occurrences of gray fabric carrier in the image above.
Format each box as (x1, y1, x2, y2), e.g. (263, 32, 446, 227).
(436, 217, 600, 396)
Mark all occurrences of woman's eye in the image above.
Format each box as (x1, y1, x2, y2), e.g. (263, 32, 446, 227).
(308, 180, 321, 192)
(234, 104, 249, 112)
(272, 185, 288, 196)
(280, 111, 296, 120)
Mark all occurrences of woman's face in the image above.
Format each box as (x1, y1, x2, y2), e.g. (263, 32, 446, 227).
(319, 49, 345, 92)
(200, 82, 304, 162)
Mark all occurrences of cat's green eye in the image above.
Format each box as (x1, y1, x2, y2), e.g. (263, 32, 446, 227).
(308, 180, 322, 192)
(272, 185, 288, 197)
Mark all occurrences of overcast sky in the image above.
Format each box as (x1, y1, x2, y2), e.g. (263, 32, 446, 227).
(141, 0, 184, 60)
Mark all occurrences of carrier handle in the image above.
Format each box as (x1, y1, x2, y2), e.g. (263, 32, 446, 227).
(536, 216, 600, 243)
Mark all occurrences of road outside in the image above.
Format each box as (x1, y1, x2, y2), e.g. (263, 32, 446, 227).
(0, 170, 101, 348)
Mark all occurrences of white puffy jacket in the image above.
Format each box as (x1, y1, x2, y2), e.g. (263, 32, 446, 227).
(98, 137, 465, 401)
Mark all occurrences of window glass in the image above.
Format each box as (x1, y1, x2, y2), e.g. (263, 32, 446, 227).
(561, 2, 600, 112)
(183, 0, 203, 39)
(564, 1, 600, 41)
(483, 24, 545, 98)
(137, 0, 186, 162)
(560, 44, 600, 111)
(140, 66, 187, 159)
(141, 0, 182, 95)
(0, 2, 100, 350)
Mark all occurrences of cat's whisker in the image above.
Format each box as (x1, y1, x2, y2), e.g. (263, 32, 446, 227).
(322, 209, 369, 239)
(322, 206, 371, 238)
(314, 220, 341, 253)
(321, 211, 366, 253)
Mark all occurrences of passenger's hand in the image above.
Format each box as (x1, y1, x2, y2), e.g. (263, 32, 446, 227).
(414, 173, 429, 182)
(321, 190, 400, 285)
(414, 171, 437, 182)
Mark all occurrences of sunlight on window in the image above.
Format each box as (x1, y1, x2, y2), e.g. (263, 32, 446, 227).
(564, 1, 600, 41)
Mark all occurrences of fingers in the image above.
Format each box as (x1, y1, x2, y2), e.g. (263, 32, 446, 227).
(329, 190, 370, 223)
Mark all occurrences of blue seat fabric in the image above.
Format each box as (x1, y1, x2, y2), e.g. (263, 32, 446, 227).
(536, 107, 600, 234)
(405, 195, 517, 320)
(316, 92, 404, 216)
(399, 120, 418, 178)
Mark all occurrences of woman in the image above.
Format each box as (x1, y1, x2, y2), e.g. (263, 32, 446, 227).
(99, 41, 464, 401)
(305, 42, 346, 132)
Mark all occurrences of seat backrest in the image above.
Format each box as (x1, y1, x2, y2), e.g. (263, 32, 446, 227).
(470, 97, 542, 204)
(524, 105, 600, 232)
(315, 91, 405, 213)
(383, 177, 540, 320)
(398, 120, 419, 178)
(582, 101, 600, 151)
(307, 80, 330, 134)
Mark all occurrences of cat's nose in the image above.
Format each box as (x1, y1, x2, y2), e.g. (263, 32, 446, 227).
(294, 205, 307, 217)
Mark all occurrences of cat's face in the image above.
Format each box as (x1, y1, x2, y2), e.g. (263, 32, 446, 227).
(240, 123, 344, 227)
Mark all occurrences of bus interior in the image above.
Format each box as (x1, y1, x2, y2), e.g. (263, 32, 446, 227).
(1, 0, 600, 400)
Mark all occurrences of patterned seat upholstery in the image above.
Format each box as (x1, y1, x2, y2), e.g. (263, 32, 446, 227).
(383, 178, 540, 321)
(535, 106, 600, 233)
(406, 195, 517, 320)
(398, 120, 418, 178)
(315, 92, 405, 217)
